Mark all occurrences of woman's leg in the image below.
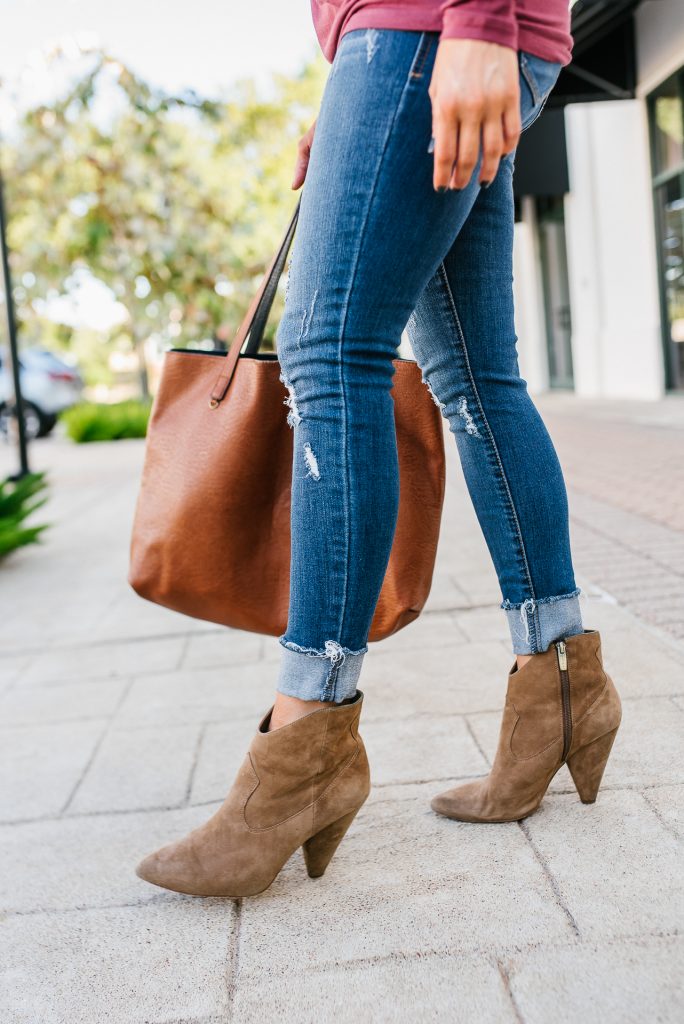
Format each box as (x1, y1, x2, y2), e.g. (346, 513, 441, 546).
(407, 76, 622, 825)
(420, 203, 622, 821)
(407, 152, 583, 654)
(274, 28, 490, 715)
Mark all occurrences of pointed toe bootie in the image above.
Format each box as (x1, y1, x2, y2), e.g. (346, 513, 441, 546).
(136, 691, 370, 897)
(431, 630, 621, 823)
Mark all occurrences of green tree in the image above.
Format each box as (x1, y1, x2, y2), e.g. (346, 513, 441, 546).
(3, 45, 325, 396)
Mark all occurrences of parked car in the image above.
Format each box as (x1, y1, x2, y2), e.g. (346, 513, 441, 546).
(0, 349, 84, 439)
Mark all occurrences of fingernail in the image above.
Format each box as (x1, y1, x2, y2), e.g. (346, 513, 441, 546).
(449, 185, 463, 192)
(436, 185, 447, 193)
(427, 136, 435, 154)
(480, 180, 492, 189)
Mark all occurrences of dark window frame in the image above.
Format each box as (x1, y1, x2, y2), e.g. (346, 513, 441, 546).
(648, 68, 684, 391)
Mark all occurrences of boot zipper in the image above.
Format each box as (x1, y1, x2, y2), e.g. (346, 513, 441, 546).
(556, 640, 572, 762)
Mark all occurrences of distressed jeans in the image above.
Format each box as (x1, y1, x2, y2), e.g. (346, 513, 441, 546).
(275, 29, 583, 702)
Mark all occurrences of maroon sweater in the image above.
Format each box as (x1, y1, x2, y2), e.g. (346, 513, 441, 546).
(312, 1, 573, 65)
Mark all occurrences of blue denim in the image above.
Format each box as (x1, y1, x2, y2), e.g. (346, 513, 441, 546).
(275, 30, 582, 702)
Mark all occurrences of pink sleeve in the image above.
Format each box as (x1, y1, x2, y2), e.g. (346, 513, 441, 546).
(440, 1, 518, 51)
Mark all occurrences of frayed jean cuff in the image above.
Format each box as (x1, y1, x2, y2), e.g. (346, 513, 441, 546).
(502, 590, 583, 655)
(276, 639, 366, 702)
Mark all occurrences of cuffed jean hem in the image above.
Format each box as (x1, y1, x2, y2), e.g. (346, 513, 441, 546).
(502, 589, 583, 655)
(276, 639, 367, 703)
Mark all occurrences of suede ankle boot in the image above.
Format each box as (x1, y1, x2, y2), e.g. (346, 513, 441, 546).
(136, 691, 370, 896)
(431, 630, 621, 823)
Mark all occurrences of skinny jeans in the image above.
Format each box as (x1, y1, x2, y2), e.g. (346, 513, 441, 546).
(275, 29, 582, 701)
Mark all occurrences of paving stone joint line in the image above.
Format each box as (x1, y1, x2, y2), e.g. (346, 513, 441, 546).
(225, 899, 244, 1017)
(496, 960, 526, 1024)
(2, 778, 683, 830)
(59, 677, 136, 815)
(516, 820, 581, 940)
(225, 928, 683, 980)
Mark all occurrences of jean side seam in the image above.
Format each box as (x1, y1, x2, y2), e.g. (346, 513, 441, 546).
(532, 604, 541, 652)
(409, 32, 434, 80)
(521, 93, 551, 134)
(519, 52, 542, 106)
(332, 35, 427, 661)
(436, 262, 538, 613)
(519, 53, 560, 133)
(323, 660, 340, 701)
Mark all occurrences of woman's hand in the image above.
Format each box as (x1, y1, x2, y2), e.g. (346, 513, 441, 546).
(292, 120, 317, 190)
(429, 39, 521, 192)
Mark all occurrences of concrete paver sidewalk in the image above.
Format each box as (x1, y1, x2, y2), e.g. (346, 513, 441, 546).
(1, 397, 683, 1023)
(538, 394, 684, 641)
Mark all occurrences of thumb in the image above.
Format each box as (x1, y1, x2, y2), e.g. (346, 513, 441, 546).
(292, 151, 310, 190)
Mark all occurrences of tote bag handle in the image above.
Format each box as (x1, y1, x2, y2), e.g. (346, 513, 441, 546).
(209, 198, 301, 408)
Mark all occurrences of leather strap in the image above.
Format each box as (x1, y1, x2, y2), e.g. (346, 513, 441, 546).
(209, 199, 301, 407)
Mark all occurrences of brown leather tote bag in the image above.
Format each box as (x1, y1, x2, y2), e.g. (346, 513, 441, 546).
(128, 202, 446, 641)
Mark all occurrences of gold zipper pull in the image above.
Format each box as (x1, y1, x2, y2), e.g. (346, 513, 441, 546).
(556, 640, 567, 671)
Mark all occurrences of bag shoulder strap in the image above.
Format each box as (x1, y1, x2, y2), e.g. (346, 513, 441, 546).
(209, 198, 300, 408)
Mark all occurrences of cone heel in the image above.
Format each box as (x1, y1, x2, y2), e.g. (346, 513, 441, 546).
(302, 808, 360, 878)
(567, 728, 619, 804)
(430, 632, 622, 823)
(134, 693, 370, 897)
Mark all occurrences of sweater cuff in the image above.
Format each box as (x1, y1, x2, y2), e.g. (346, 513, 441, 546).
(441, 9, 519, 52)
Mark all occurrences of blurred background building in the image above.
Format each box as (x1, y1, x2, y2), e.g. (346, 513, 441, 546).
(514, 0, 684, 399)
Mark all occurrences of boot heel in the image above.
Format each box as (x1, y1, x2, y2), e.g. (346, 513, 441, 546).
(567, 728, 618, 804)
(302, 809, 360, 878)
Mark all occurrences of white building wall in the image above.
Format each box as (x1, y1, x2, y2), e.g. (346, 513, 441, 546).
(514, 0, 684, 399)
(563, 99, 663, 398)
(515, 99, 664, 399)
(513, 198, 549, 393)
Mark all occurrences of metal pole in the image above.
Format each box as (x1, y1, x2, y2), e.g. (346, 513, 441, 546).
(0, 167, 30, 478)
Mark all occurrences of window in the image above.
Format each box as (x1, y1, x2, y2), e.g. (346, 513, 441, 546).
(649, 70, 684, 390)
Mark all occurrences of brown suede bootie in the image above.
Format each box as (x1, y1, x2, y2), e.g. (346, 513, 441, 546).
(431, 630, 621, 823)
(136, 691, 370, 896)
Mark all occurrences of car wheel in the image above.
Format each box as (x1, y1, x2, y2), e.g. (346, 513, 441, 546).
(36, 412, 57, 438)
(0, 401, 46, 440)
(22, 402, 45, 439)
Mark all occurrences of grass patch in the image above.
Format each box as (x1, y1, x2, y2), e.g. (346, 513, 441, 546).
(60, 400, 152, 443)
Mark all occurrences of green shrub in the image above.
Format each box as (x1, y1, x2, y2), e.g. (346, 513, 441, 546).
(0, 472, 49, 558)
(60, 400, 151, 443)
